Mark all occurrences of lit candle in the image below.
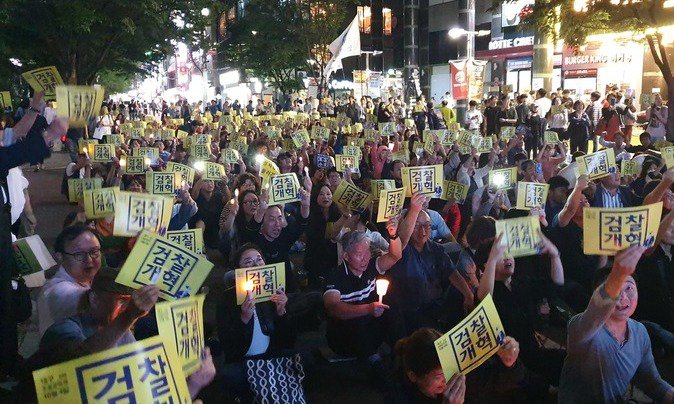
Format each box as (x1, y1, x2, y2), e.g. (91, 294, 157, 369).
(82, 147, 89, 159)
(119, 158, 126, 167)
(376, 279, 389, 303)
(193, 161, 205, 171)
(304, 166, 309, 176)
(243, 280, 254, 292)
(230, 189, 239, 205)
(144, 157, 151, 167)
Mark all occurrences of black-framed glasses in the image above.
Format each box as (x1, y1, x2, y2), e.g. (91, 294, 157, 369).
(243, 200, 260, 206)
(63, 248, 101, 262)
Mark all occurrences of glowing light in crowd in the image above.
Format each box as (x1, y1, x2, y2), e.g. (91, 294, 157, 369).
(376, 279, 389, 303)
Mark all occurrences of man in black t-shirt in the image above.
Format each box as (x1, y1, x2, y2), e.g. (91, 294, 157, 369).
(323, 226, 402, 361)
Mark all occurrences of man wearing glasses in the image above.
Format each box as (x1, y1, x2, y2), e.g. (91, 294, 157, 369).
(36, 223, 102, 338)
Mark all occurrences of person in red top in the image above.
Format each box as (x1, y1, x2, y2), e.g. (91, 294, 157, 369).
(596, 94, 623, 142)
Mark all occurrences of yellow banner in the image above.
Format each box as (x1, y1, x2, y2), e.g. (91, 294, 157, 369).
(121, 156, 149, 175)
(488, 167, 517, 190)
(544, 131, 560, 144)
(495, 216, 542, 258)
(32, 335, 190, 404)
(583, 202, 662, 255)
(235, 262, 286, 305)
(577, 148, 617, 180)
(621, 160, 638, 177)
(21, 66, 64, 98)
(335, 154, 360, 174)
(443, 180, 469, 204)
(371, 179, 396, 200)
(155, 295, 206, 376)
(165, 162, 195, 187)
(83, 187, 117, 219)
(91, 144, 114, 163)
(67, 178, 103, 203)
(291, 129, 310, 148)
(333, 180, 372, 212)
(146, 171, 180, 196)
(269, 173, 300, 206)
(376, 187, 405, 223)
(165, 228, 204, 254)
(401, 165, 443, 198)
(116, 230, 213, 300)
(0, 91, 10, 108)
(56, 85, 105, 128)
(434, 294, 505, 380)
(112, 190, 173, 237)
(515, 182, 549, 210)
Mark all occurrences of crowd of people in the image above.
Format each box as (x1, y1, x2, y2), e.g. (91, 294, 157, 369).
(2, 85, 674, 403)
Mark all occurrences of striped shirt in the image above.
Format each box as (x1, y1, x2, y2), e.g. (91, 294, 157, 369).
(324, 259, 383, 304)
(601, 187, 623, 209)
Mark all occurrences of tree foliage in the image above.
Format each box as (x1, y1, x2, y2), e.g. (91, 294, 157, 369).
(221, 0, 353, 95)
(0, 0, 219, 86)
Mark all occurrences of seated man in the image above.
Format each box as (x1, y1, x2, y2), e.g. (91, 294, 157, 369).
(323, 222, 402, 366)
(559, 246, 674, 403)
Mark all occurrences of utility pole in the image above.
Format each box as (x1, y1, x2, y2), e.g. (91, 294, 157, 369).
(456, 0, 475, 125)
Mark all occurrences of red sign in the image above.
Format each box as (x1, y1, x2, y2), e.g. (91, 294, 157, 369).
(450, 61, 468, 100)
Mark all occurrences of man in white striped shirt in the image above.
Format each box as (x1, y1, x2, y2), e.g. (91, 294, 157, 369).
(591, 172, 636, 208)
(323, 225, 402, 362)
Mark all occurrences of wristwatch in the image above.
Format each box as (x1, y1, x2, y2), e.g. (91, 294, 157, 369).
(389, 233, 399, 240)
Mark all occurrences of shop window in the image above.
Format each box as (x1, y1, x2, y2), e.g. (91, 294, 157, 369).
(383, 8, 392, 36)
(358, 6, 371, 34)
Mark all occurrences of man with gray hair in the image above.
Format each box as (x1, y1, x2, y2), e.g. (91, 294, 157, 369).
(323, 219, 402, 368)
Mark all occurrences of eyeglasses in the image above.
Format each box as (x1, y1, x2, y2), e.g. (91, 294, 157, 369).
(414, 223, 432, 231)
(63, 248, 101, 262)
(243, 200, 260, 206)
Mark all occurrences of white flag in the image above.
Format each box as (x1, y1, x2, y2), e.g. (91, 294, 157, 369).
(324, 15, 361, 79)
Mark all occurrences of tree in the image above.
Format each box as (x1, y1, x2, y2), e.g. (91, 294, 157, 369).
(507, 0, 674, 134)
(0, 0, 219, 86)
(97, 69, 134, 98)
(221, 0, 306, 96)
(296, 0, 354, 97)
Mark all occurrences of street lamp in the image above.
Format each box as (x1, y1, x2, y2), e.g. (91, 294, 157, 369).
(201, 7, 210, 17)
(9, 58, 22, 67)
(447, 28, 490, 39)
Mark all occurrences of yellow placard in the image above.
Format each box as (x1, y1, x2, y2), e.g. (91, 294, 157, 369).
(335, 154, 360, 174)
(118, 122, 132, 134)
(77, 138, 98, 153)
(376, 187, 405, 223)
(105, 134, 124, 147)
(122, 156, 149, 174)
(83, 187, 118, 219)
(346, 137, 366, 148)
(203, 162, 225, 180)
(439, 130, 457, 146)
(112, 190, 173, 237)
(621, 160, 638, 177)
(448, 122, 461, 132)
(315, 153, 333, 170)
(230, 140, 249, 155)
(291, 129, 310, 148)
(91, 144, 114, 163)
(583, 202, 662, 255)
(221, 148, 240, 164)
(401, 165, 444, 198)
(190, 144, 211, 160)
(366, 114, 378, 124)
(443, 180, 469, 204)
(391, 150, 410, 164)
(116, 230, 213, 300)
(176, 129, 188, 140)
(130, 127, 145, 139)
(32, 335, 190, 404)
(434, 294, 505, 381)
(577, 148, 617, 180)
(146, 171, 180, 196)
(544, 131, 560, 144)
(473, 136, 493, 154)
(495, 216, 542, 258)
(269, 173, 301, 206)
(458, 130, 478, 146)
(424, 137, 436, 155)
(165, 228, 204, 254)
(662, 146, 674, 169)
(192, 133, 211, 145)
(55, 85, 105, 127)
(500, 126, 516, 142)
(259, 156, 280, 184)
(371, 179, 396, 200)
(67, 178, 103, 203)
(515, 182, 549, 210)
(343, 145, 362, 158)
(235, 262, 286, 305)
(0, 91, 11, 108)
(132, 147, 159, 163)
(333, 180, 373, 212)
(488, 167, 518, 190)
(132, 120, 147, 129)
(166, 162, 195, 187)
(378, 122, 396, 136)
(21, 66, 64, 98)
(364, 129, 380, 142)
(311, 126, 330, 142)
(155, 295, 206, 376)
